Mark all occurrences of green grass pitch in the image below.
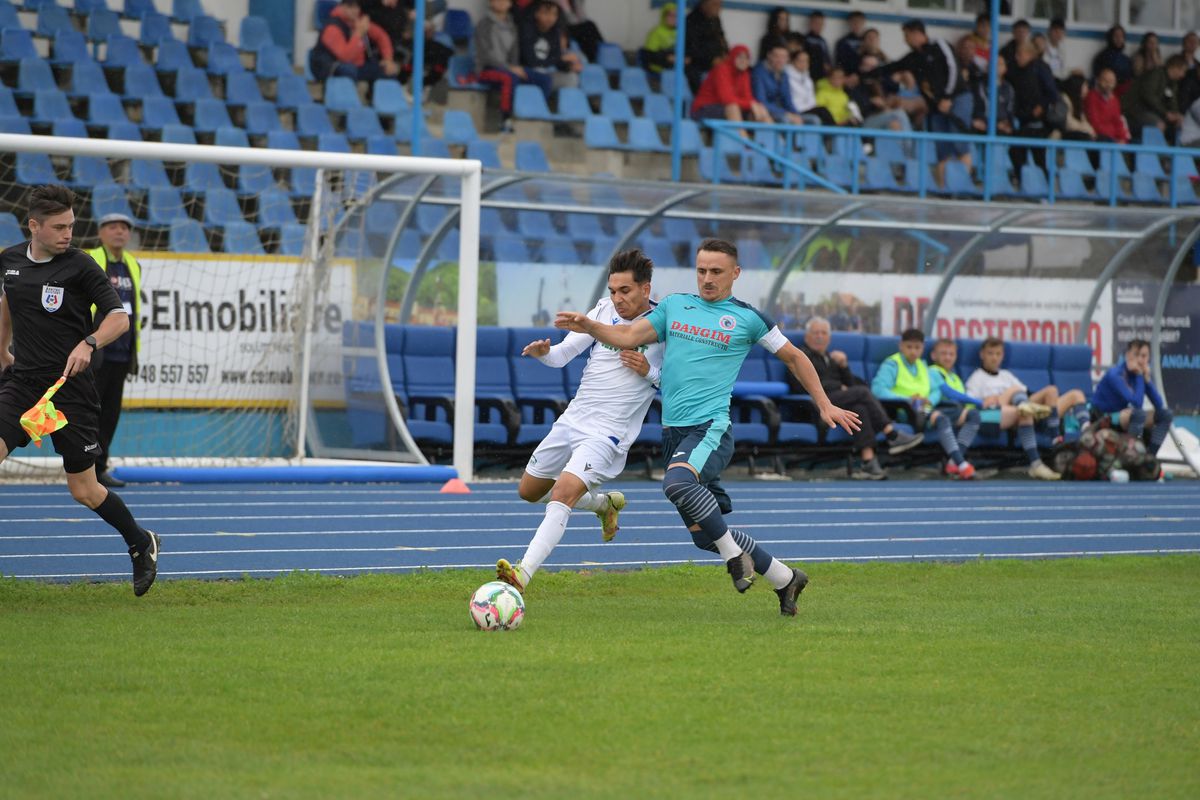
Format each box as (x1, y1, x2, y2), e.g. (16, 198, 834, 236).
(2, 556, 1198, 799)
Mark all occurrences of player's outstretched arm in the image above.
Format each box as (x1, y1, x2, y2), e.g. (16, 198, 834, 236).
(775, 343, 862, 434)
(555, 312, 658, 349)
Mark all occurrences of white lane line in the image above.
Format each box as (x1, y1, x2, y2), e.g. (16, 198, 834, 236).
(9, 548, 1200, 579)
(1, 516, 1192, 541)
(6, 503, 1198, 524)
(6, 532, 1199, 559)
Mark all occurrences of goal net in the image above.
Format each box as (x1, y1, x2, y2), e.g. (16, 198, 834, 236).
(0, 134, 480, 481)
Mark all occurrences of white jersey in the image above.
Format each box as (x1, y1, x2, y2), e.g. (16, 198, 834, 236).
(965, 367, 1026, 399)
(535, 297, 664, 449)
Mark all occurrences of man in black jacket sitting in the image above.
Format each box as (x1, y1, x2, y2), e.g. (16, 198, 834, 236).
(791, 317, 922, 480)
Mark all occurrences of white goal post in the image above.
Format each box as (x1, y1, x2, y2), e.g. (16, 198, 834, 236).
(0, 133, 482, 482)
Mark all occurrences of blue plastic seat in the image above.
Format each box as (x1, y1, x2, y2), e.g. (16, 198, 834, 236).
(0, 85, 18, 118)
(864, 157, 901, 192)
(192, 98, 234, 132)
(187, 15, 223, 48)
(0, 28, 38, 63)
(466, 140, 501, 169)
(1172, 173, 1200, 205)
(123, 63, 165, 98)
(1094, 169, 1133, 201)
(104, 34, 144, 67)
(676, 119, 702, 155)
(1057, 167, 1096, 201)
(234, 164, 272, 197)
(1019, 164, 1049, 199)
(1050, 344, 1094, 398)
(1063, 147, 1095, 176)
(0, 114, 30, 134)
(372, 79, 410, 118)
(160, 122, 197, 144)
(296, 104, 334, 137)
(659, 69, 692, 103)
(125, 0, 157, 16)
(220, 220, 265, 254)
(626, 117, 667, 153)
(493, 236, 531, 263)
(1004, 341, 1052, 391)
(442, 9, 472, 44)
(175, 67, 213, 103)
(513, 84, 555, 120)
(32, 89, 72, 124)
(1132, 172, 1163, 203)
(595, 42, 626, 73)
(618, 66, 651, 99)
(139, 12, 174, 46)
(223, 71, 262, 107)
(256, 187, 296, 228)
(131, 159, 171, 189)
(579, 63, 608, 97)
(276, 73, 315, 110)
(642, 92, 673, 125)
(88, 92, 131, 127)
(317, 132, 350, 153)
(16, 153, 57, 185)
(324, 76, 360, 112)
(864, 334, 900, 382)
(554, 86, 590, 122)
(106, 120, 142, 140)
(239, 15, 272, 51)
(170, 218, 210, 252)
(566, 212, 605, 243)
(517, 210, 554, 238)
(1172, 154, 1199, 179)
(19, 57, 55, 95)
(942, 159, 980, 196)
(255, 44, 292, 79)
(0, 211, 22, 243)
(140, 96, 182, 131)
(37, 4, 74, 37)
(51, 117, 88, 138)
(268, 221, 305, 255)
(1134, 152, 1166, 179)
(515, 140, 550, 172)
(155, 39, 194, 73)
(342, 106, 382, 140)
(244, 101, 282, 136)
(600, 90, 635, 124)
(203, 187, 244, 225)
(172, 0, 204, 22)
(418, 137, 451, 158)
(92, 184, 140, 223)
(69, 61, 111, 98)
(214, 126, 249, 148)
(147, 186, 189, 226)
(51, 29, 90, 66)
(365, 135, 398, 156)
(1098, 150, 1131, 177)
(402, 327, 457, 445)
(267, 129, 300, 151)
(585, 115, 623, 149)
(0, 4, 17, 32)
(446, 53, 484, 90)
(820, 156, 854, 188)
(206, 42, 242, 76)
(440, 109, 478, 145)
(184, 161, 226, 194)
(1139, 126, 1168, 148)
(87, 8, 122, 42)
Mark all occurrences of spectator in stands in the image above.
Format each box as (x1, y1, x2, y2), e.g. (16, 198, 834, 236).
(757, 7, 791, 63)
(965, 337, 1087, 481)
(1091, 339, 1174, 454)
(784, 46, 835, 126)
(1044, 17, 1070, 82)
(871, 328, 977, 481)
(85, 213, 142, 490)
(1085, 67, 1131, 144)
(475, 0, 544, 131)
(1177, 31, 1200, 111)
(970, 52, 1014, 135)
(835, 10, 867, 75)
(852, 56, 915, 142)
(858, 27, 887, 64)
(928, 339, 983, 480)
(999, 18, 1031, 73)
(519, 1, 582, 91)
(642, 2, 679, 74)
(309, 0, 400, 83)
(362, 0, 450, 89)
(553, 1, 604, 63)
(1122, 54, 1187, 142)
(1059, 74, 1100, 165)
(751, 40, 807, 124)
(959, 13, 991, 74)
(1007, 41, 1058, 170)
(794, 317, 921, 481)
(803, 10, 831, 81)
(691, 44, 770, 127)
(1182, 95, 1200, 146)
(684, 0, 728, 92)
(1092, 25, 1132, 85)
(815, 67, 856, 125)
(1132, 31, 1163, 77)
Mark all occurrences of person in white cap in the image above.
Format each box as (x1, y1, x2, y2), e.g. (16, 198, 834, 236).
(85, 212, 142, 488)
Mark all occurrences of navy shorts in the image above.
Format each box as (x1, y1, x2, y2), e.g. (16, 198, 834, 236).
(0, 368, 103, 474)
(662, 419, 734, 515)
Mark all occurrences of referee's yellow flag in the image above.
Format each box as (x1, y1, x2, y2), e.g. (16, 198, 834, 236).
(20, 377, 69, 447)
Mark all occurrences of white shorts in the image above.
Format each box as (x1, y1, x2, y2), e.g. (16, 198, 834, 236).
(525, 421, 629, 488)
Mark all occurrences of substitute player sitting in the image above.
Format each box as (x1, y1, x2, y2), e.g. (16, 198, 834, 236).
(497, 250, 664, 594)
(927, 338, 984, 477)
(964, 337, 1088, 481)
(0, 185, 160, 595)
(1091, 338, 1173, 453)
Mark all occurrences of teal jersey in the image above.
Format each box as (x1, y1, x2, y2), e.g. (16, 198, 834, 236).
(646, 293, 787, 426)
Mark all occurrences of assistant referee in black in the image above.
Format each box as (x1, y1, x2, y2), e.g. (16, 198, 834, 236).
(0, 185, 160, 596)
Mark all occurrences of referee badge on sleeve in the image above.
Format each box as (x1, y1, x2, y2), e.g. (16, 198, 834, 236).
(41, 285, 64, 312)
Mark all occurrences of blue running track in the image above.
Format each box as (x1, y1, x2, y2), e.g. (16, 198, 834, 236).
(1, 481, 1197, 583)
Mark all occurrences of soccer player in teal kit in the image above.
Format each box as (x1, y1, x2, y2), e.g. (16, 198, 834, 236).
(556, 238, 860, 616)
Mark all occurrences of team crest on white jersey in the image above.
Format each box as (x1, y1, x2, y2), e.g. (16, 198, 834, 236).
(41, 285, 64, 313)
(718, 314, 737, 331)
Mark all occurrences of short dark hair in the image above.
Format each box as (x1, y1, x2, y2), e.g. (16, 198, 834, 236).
(697, 237, 738, 262)
(609, 248, 653, 284)
(1126, 338, 1150, 352)
(901, 20, 925, 34)
(847, 11, 865, 21)
(1013, 18, 1031, 29)
(900, 328, 925, 344)
(1049, 17, 1066, 30)
(975, 12, 989, 25)
(809, 10, 823, 19)
(980, 336, 1005, 351)
(534, 0, 557, 13)
(27, 185, 76, 224)
(1166, 54, 1187, 71)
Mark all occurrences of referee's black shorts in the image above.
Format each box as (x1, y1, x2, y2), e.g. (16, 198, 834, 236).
(0, 368, 103, 473)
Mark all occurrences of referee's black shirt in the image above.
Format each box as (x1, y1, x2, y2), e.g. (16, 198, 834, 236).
(1, 243, 122, 379)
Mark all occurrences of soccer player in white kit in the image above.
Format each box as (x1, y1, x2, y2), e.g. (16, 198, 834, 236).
(497, 250, 664, 593)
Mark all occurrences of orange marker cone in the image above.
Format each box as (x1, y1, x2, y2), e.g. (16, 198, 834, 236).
(439, 478, 471, 494)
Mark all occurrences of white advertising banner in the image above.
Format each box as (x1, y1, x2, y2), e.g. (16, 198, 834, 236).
(124, 256, 355, 408)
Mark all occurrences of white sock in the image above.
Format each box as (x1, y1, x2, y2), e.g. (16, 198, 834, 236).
(520, 501, 571, 581)
(572, 490, 606, 513)
(711, 531, 742, 561)
(764, 558, 794, 590)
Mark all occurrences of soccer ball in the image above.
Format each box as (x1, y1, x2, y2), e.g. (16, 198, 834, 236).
(469, 581, 525, 631)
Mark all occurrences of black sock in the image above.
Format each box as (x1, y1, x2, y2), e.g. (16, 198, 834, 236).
(885, 429, 899, 441)
(95, 491, 151, 551)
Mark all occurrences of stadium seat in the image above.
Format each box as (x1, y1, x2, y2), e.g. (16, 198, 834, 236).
(402, 327, 456, 446)
(206, 42, 243, 76)
(87, 8, 122, 42)
(493, 236, 531, 262)
(296, 105, 335, 137)
(202, 187, 246, 226)
(473, 326, 518, 445)
(140, 96, 182, 131)
(267, 129, 301, 151)
(585, 115, 624, 150)
(184, 161, 227, 195)
(155, 39, 195, 73)
(514, 140, 551, 172)
(440, 109, 478, 145)
(0, 85, 17, 118)
(1134, 152, 1166, 180)
(641, 92, 673, 125)
(255, 44, 292, 79)
(1098, 150, 1131, 177)
(131, 159, 171, 189)
(239, 15, 272, 51)
(466, 140, 501, 169)
(508, 327, 569, 445)
(943, 160, 980, 196)
(1057, 168, 1096, 201)
(324, 76, 361, 112)
(104, 34, 145, 67)
(0, 4, 17, 32)
(91, 183, 140, 224)
(600, 90, 636, 125)
(123, 63, 165, 98)
(169, 218, 210, 252)
(418, 137, 451, 158)
(1050, 343, 1094, 398)
(625, 117, 667, 153)
(341, 107, 383, 141)
(31, 89, 73, 125)
(372, 79, 410, 118)
(1094, 169, 1133, 202)
(1003, 341, 1052, 392)
(446, 53, 485, 90)
(1139, 126, 1168, 148)
(1019, 164, 1049, 199)
(187, 15, 223, 48)
(0, 28, 38, 63)
(863, 334, 899, 381)
(274, 222, 307, 255)
(124, 0, 157, 16)
(579, 63, 608, 97)
(172, 0, 204, 22)
(212, 126, 249, 149)
(1063, 147, 1095, 176)
(36, 4, 74, 37)
(276, 74, 316, 110)
(1132, 173, 1163, 203)
(106, 120, 142, 140)
(220, 220, 265, 255)
(139, 12, 174, 46)
(18, 57, 55, 96)
(161, 122, 198, 144)
(1172, 173, 1200, 205)
(443, 9, 472, 45)
(554, 86, 590, 122)
(176, 70, 216, 106)
(618, 67, 651, 100)
(192, 97, 234, 133)
(596, 42, 626, 73)
(87, 92, 131, 127)
(16, 153, 57, 186)
(222, 72, 262, 107)
(317, 132, 350, 153)
(1172, 154, 1199, 179)
(71, 61, 114, 98)
(146, 186, 190, 227)
(0, 114, 29, 134)
(243, 101, 283, 137)
(820, 156, 854, 188)
(513, 84, 555, 121)
(365, 135, 398, 156)
(52, 117, 87, 138)
(541, 238, 579, 264)
(864, 157, 902, 192)
(0, 212, 23, 244)
(50, 29, 90, 66)
(256, 187, 296, 228)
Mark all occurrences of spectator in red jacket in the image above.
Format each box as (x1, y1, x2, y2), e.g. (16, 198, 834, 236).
(309, 0, 400, 83)
(1085, 67, 1131, 144)
(691, 44, 772, 126)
